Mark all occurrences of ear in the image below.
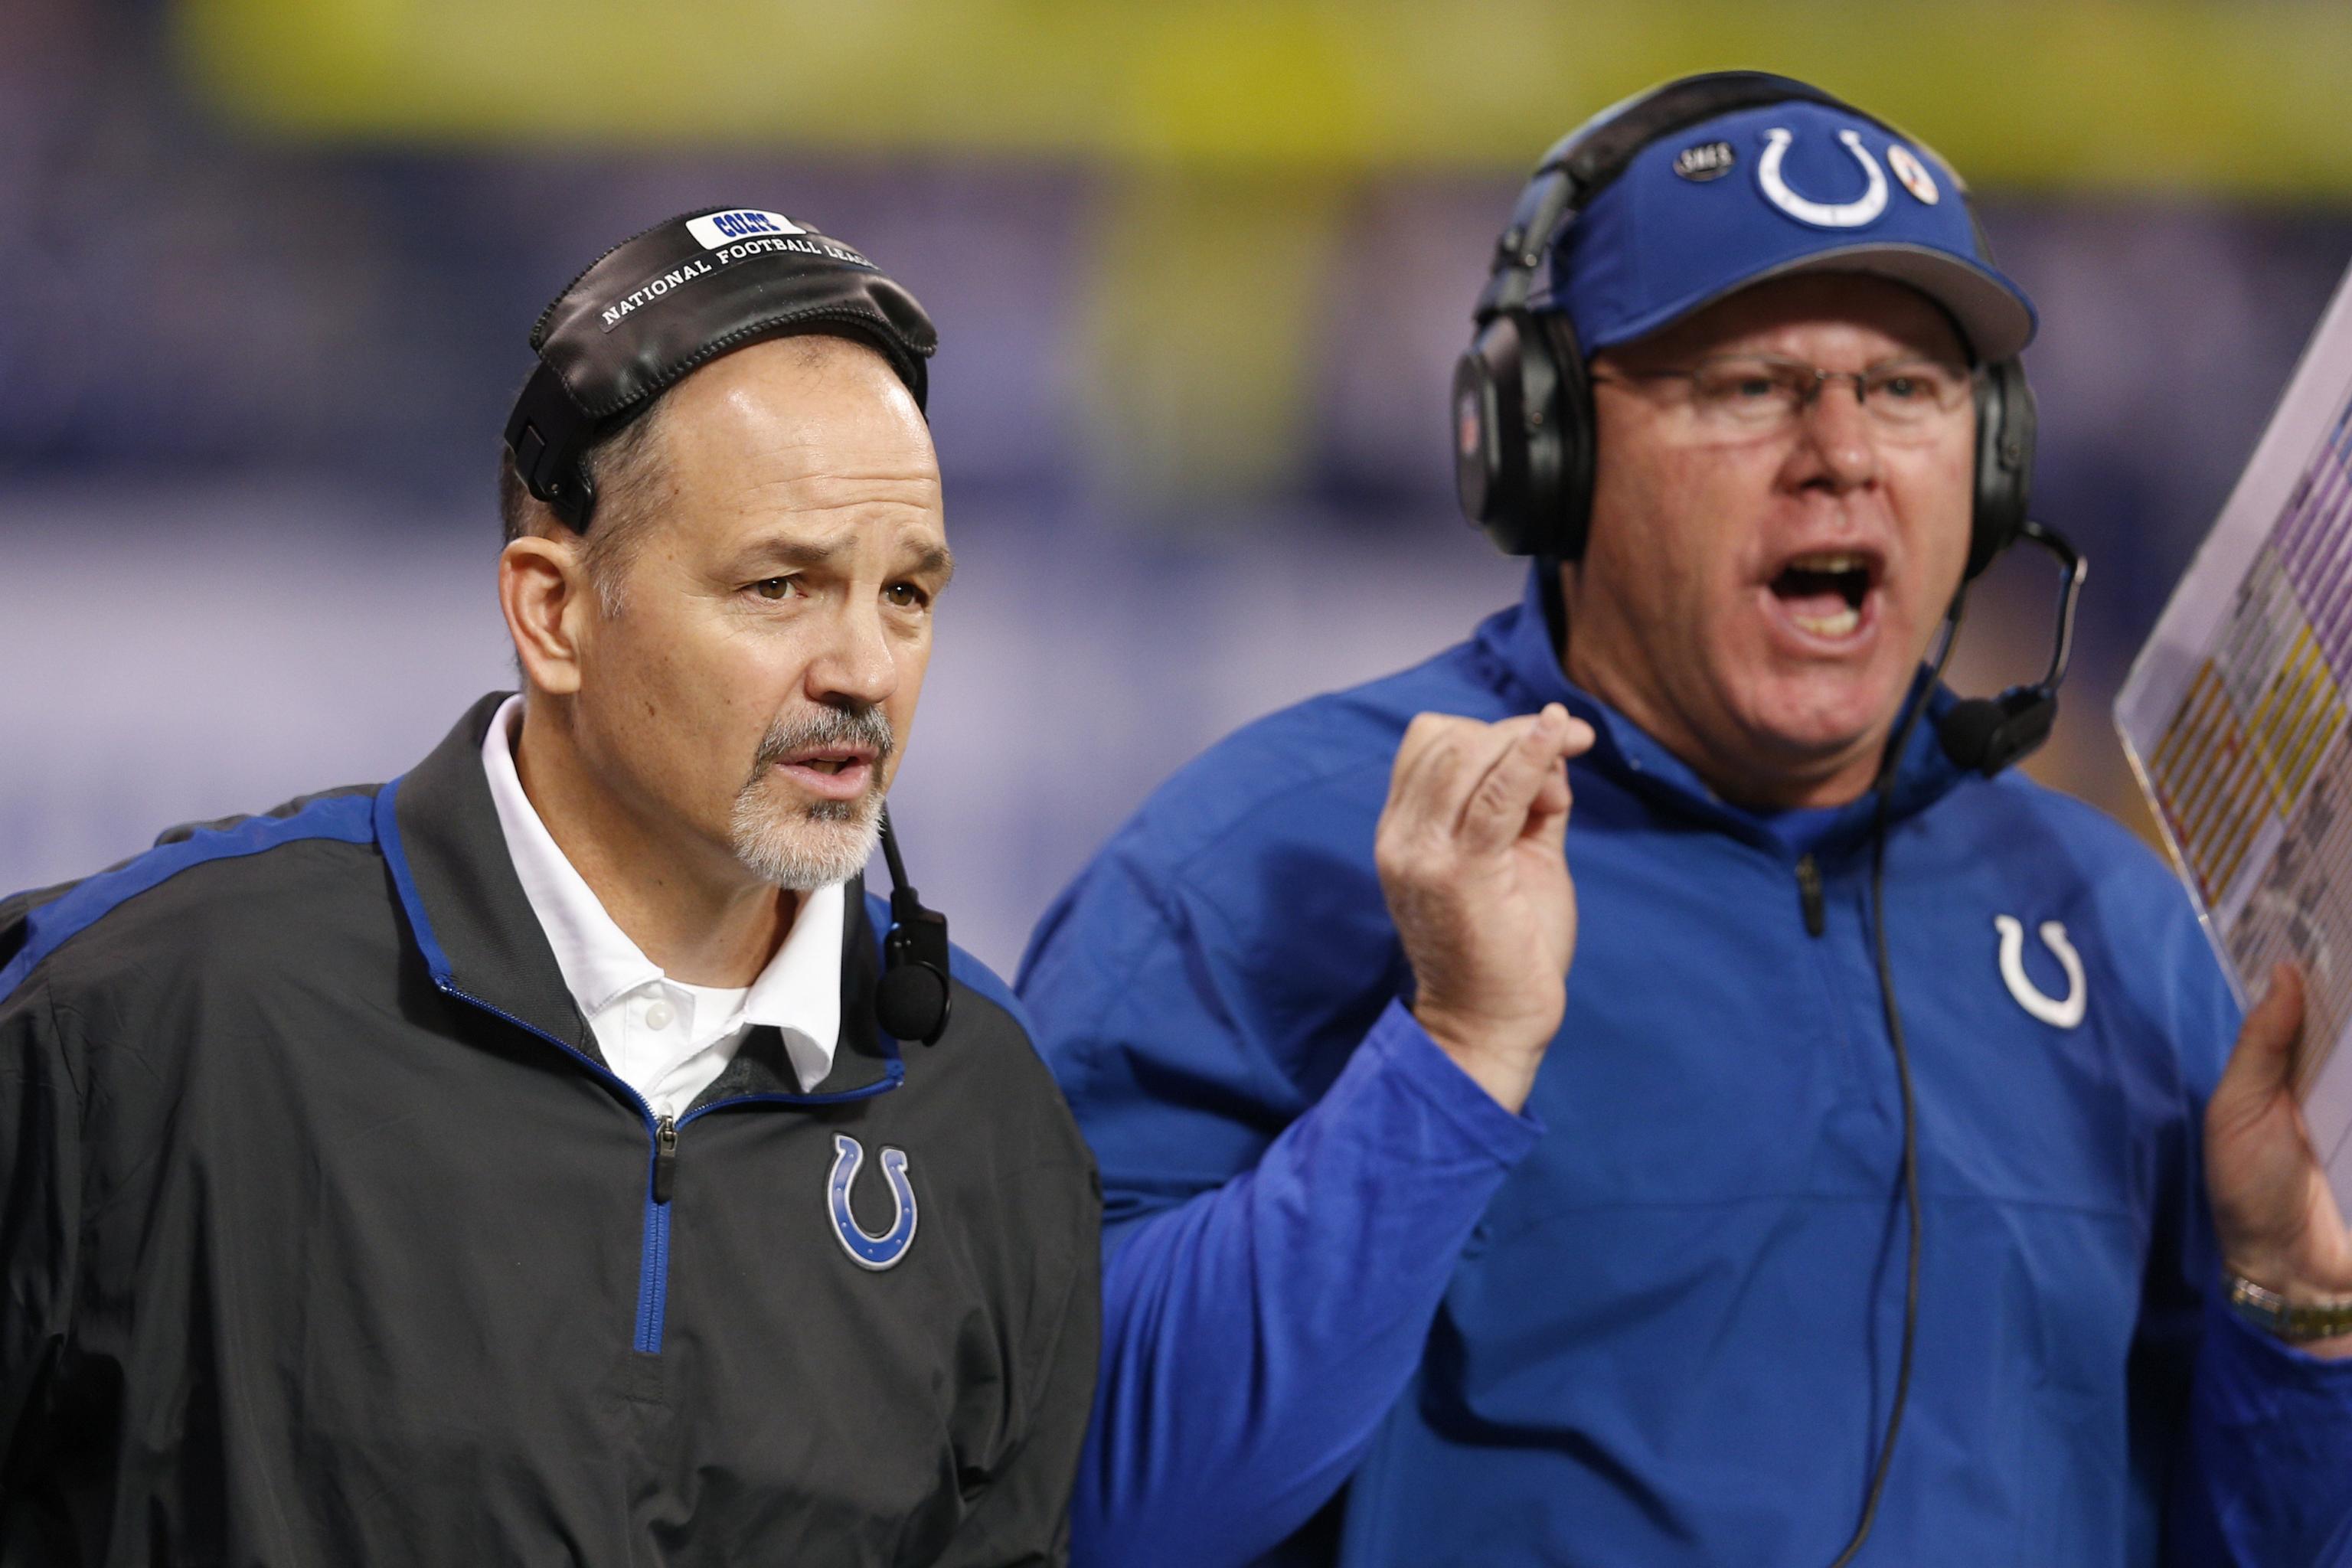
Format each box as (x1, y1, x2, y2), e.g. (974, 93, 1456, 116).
(498, 532, 594, 697)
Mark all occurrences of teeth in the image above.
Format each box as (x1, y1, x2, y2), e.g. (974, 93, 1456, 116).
(1788, 552, 1867, 574)
(1791, 606, 1861, 638)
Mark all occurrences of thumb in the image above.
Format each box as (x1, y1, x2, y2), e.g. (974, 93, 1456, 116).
(2213, 962, 2305, 1132)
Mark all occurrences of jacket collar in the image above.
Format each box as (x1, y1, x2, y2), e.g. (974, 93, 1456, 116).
(1471, 565, 1972, 858)
(374, 694, 893, 1099)
(475, 694, 845, 1088)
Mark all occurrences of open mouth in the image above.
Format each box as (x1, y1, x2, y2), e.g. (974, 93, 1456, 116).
(749, 706, 895, 804)
(1767, 550, 1877, 642)
(771, 749, 877, 801)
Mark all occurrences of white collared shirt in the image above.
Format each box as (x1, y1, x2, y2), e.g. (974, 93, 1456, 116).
(480, 695, 843, 1115)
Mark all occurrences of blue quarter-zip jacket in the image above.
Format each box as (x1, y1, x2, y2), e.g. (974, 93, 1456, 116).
(1018, 568, 2352, 1568)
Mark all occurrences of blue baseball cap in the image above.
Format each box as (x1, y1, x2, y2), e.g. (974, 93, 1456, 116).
(1545, 97, 2037, 361)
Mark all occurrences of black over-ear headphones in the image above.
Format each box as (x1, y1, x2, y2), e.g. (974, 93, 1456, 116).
(1452, 71, 2079, 778)
(505, 207, 955, 1046)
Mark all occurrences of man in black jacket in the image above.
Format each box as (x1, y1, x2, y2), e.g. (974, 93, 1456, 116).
(0, 208, 1099, 1566)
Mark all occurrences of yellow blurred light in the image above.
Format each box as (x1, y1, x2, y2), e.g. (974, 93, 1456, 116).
(178, 0, 2352, 194)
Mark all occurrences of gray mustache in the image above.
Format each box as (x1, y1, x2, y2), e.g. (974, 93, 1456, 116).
(750, 705, 896, 774)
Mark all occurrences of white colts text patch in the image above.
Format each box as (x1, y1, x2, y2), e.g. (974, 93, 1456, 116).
(1994, 915, 2086, 1029)
(1756, 128, 1889, 229)
(685, 209, 805, 249)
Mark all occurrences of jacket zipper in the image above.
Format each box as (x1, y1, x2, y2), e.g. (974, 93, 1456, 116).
(653, 1114, 680, 1203)
(633, 1115, 681, 1354)
(424, 977, 680, 1354)
(426, 975, 908, 1357)
(1795, 853, 1827, 939)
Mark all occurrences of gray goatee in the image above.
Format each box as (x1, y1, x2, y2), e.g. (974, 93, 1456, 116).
(730, 704, 894, 890)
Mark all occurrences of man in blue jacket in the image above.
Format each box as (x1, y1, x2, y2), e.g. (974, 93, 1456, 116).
(1019, 74, 2352, 1566)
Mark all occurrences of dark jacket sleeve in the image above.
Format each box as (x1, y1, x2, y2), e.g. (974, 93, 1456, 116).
(934, 1161, 1102, 1568)
(0, 976, 81, 1485)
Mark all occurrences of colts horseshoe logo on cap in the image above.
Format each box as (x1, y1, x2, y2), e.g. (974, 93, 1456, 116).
(827, 1133, 918, 1270)
(1756, 127, 1889, 229)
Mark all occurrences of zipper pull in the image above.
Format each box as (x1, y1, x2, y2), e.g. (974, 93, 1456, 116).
(1795, 854, 1826, 939)
(652, 1114, 679, 1205)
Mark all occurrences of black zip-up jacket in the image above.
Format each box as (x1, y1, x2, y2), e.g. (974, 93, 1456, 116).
(0, 695, 1100, 1566)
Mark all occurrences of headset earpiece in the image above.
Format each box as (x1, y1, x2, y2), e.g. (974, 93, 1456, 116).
(1965, 357, 2037, 580)
(1451, 317, 1521, 546)
(1454, 312, 1552, 556)
(1452, 293, 1593, 560)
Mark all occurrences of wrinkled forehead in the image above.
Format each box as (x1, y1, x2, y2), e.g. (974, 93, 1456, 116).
(650, 338, 945, 548)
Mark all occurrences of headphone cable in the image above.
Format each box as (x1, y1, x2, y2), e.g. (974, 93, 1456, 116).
(1824, 593, 1965, 1568)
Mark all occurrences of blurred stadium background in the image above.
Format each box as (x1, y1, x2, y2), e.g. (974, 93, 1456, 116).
(8, 0, 2352, 969)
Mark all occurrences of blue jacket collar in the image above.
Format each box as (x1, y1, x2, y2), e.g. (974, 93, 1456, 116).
(1472, 565, 1973, 858)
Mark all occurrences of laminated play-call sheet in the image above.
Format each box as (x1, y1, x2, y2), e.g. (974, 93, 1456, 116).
(2117, 262, 2352, 1217)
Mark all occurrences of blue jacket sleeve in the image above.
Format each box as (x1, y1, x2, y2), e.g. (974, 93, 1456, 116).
(2167, 1296, 2352, 1565)
(1020, 802, 1540, 1568)
(2128, 910, 2352, 1565)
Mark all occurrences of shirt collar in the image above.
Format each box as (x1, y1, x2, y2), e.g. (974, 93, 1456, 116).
(744, 879, 842, 1091)
(479, 696, 843, 1081)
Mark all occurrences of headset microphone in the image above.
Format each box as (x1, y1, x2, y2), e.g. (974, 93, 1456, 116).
(1935, 520, 2085, 776)
(873, 808, 952, 1045)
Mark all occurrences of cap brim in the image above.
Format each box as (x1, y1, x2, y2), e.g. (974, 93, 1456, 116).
(1595, 243, 2037, 364)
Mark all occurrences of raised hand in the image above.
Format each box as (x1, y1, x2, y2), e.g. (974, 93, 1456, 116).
(1374, 703, 1596, 1112)
(2206, 962, 2352, 1358)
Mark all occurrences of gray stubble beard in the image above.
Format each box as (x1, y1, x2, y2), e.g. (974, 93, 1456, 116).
(729, 704, 895, 891)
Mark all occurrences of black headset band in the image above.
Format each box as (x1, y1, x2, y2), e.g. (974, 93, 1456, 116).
(1480, 75, 1870, 318)
(507, 207, 936, 532)
(1478, 72, 1950, 328)
(1544, 74, 1862, 191)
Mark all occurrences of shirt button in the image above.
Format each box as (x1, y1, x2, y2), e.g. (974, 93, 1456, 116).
(644, 1001, 675, 1031)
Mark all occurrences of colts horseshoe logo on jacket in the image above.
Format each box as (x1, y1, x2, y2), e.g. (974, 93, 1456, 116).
(1994, 914, 2086, 1030)
(828, 1132, 918, 1269)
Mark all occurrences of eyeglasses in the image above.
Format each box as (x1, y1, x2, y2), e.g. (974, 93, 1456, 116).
(1591, 353, 1974, 434)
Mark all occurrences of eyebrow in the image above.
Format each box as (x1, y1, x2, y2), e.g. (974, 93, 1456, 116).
(908, 543, 956, 588)
(733, 534, 956, 584)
